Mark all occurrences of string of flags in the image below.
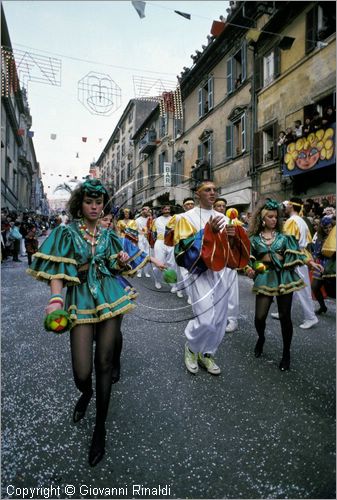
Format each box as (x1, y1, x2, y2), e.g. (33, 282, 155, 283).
(131, 1, 191, 20)
(16, 129, 103, 143)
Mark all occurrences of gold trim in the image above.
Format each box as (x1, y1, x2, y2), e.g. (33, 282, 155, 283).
(26, 269, 80, 284)
(67, 292, 135, 314)
(283, 259, 305, 268)
(253, 278, 305, 296)
(122, 255, 150, 276)
(126, 249, 142, 264)
(69, 303, 135, 328)
(33, 252, 77, 265)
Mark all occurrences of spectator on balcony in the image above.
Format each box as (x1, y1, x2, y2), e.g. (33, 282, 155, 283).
(310, 111, 323, 132)
(294, 120, 303, 138)
(322, 106, 336, 128)
(277, 131, 287, 160)
(303, 117, 312, 136)
(284, 127, 295, 144)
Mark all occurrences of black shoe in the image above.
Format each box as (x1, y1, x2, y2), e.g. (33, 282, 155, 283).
(88, 426, 106, 467)
(279, 354, 290, 371)
(315, 305, 327, 315)
(73, 389, 93, 423)
(254, 337, 265, 358)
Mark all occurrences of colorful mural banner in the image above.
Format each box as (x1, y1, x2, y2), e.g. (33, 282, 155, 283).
(282, 124, 335, 176)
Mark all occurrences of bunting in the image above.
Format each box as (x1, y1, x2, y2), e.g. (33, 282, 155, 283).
(82, 137, 87, 142)
(131, 0, 146, 18)
(50, 133, 57, 140)
(27, 131, 34, 138)
(17, 129, 25, 136)
(174, 10, 191, 20)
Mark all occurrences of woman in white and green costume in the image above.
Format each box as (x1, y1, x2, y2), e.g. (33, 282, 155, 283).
(27, 179, 164, 467)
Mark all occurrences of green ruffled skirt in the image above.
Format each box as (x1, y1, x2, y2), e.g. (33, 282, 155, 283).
(65, 273, 137, 327)
(252, 267, 305, 296)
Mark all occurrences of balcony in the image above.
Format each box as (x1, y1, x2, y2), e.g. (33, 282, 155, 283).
(139, 130, 157, 154)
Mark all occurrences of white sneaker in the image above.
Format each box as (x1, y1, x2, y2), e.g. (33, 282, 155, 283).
(299, 317, 319, 329)
(137, 272, 142, 278)
(155, 281, 162, 289)
(184, 343, 198, 374)
(145, 273, 151, 278)
(176, 291, 183, 298)
(187, 297, 192, 305)
(197, 353, 221, 375)
(225, 320, 238, 333)
(171, 286, 177, 293)
(271, 312, 280, 320)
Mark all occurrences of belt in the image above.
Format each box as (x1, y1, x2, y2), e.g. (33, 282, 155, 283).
(77, 267, 105, 284)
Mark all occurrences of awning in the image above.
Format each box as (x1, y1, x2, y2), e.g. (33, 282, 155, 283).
(220, 187, 252, 206)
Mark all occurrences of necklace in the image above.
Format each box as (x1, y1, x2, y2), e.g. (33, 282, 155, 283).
(78, 220, 101, 247)
(260, 231, 276, 244)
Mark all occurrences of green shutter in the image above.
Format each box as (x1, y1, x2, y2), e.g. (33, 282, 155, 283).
(226, 126, 233, 159)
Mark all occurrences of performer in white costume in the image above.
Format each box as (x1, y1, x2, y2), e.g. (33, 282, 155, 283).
(214, 198, 239, 333)
(151, 205, 182, 296)
(173, 181, 250, 375)
(271, 198, 319, 329)
(135, 205, 152, 278)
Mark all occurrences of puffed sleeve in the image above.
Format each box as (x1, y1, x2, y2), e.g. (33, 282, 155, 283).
(119, 237, 150, 276)
(174, 217, 207, 274)
(26, 226, 80, 285)
(283, 235, 307, 268)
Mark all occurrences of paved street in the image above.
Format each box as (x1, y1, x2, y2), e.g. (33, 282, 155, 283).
(1, 256, 336, 499)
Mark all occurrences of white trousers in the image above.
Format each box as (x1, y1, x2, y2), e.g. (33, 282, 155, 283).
(153, 240, 177, 286)
(137, 235, 153, 276)
(185, 268, 229, 355)
(293, 265, 316, 321)
(222, 268, 239, 322)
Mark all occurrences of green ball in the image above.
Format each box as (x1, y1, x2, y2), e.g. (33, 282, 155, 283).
(163, 268, 177, 284)
(44, 309, 72, 334)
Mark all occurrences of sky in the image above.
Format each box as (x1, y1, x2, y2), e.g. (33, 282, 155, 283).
(3, 0, 229, 199)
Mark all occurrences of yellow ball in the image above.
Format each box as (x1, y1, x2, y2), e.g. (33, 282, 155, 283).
(50, 316, 68, 332)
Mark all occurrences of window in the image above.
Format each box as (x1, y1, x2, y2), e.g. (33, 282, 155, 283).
(255, 47, 280, 91)
(159, 114, 168, 138)
(197, 136, 213, 166)
(159, 151, 167, 174)
(226, 113, 247, 159)
(128, 109, 134, 123)
(121, 160, 125, 184)
(121, 141, 126, 156)
(253, 122, 279, 166)
(137, 168, 144, 189)
(148, 156, 155, 188)
(127, 161, 132, 179)
(173, 154, 184, 186)
(198, 76, 214, 118)
(174, 118, 183, 139)
(306, 3, 336, 53)
(227, 42, 247, 94)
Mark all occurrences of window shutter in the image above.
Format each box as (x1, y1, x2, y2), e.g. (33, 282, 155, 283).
(306, 7, 316, 53)
(227, 58, 233, 94)
(207, 136, 213, 167)
(241, 113, 246, 152)
(159, 153, 163, 174)
(273, 122, 279, 160)
(198, 143, 203, 161)
(226, 125, 233, 159)
(241, 42, 247, 82)
(274, 46, 281, 78)
(254, 57, 263, 92)
(208, 76, 214, 110)
(254, 131, 263, 166)
(198, 88, 203, 118)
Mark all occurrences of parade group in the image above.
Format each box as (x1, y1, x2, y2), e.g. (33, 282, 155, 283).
(2, 178, 336, 467)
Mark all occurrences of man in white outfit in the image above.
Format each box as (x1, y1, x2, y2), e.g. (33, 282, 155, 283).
(213, 198, 239, 333)
(272, 198, 318, 329)
(135, 205, 152, 278)
(174, 181, 250, 376)
(152, 205, 182, 296)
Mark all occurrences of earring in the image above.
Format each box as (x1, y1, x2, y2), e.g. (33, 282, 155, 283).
(262, 221, 266, 227)
(100, 210, 105, 217)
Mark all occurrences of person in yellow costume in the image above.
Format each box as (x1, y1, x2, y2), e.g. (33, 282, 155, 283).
(116, 208, 138, 242)
(271, 198, 319, 329)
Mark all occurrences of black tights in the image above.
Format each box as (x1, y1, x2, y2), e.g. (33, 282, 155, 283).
(70, 316, 123, 429)
(255, 293, 293, 355)
(311, 278, 326, 309)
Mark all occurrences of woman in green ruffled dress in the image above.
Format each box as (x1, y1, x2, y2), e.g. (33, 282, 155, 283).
(27, 179, 165, 467)
(245, 199, 323, 371)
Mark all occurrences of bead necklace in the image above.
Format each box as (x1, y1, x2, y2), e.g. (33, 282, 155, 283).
(260, 230, 276, 244)
(78, 220, 101, 247)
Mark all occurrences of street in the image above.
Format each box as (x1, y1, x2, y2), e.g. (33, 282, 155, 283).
(1, 258, 336, 500)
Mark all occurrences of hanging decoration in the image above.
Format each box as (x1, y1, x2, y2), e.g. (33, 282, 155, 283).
(50, 133, 57, 140)
(159, 86, 183, 118)
(1, 47, 19, 96)
(131, 0, 146, 18)
(78, 71, 121, 116)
